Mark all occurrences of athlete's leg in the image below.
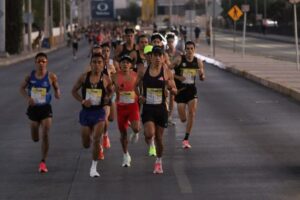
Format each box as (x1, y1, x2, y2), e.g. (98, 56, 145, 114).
(177, 103, 187, 122)
(40, 117, 52, 161)
(186, 98, 198, 134)
(30, 121, 40, 142)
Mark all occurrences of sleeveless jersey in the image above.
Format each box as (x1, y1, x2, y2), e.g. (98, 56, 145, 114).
(142, 66, 166, 105)
(81, 71, 106, 109)
(174, 55, 198, 89)
(27, 70, 52, 105)
(116, 71, 138, 105)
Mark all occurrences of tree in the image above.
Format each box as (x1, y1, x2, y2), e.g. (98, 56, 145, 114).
(6, 0, 23, 54)
(121, 2, 141, 23)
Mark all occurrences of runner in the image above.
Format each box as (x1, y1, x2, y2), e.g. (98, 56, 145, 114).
(114, 28, 136, 69)
(71, 54, 113, 177)
(20, 52, 61, 173)
(136, 46, 177, 174)
(165, 32, 183, 126)
(129, 34, 149, 72)
(72, 26, 80, 60)
(112, 55, 140, 167)
(101, 42, 117, 149)
(171, 41, 205, 149)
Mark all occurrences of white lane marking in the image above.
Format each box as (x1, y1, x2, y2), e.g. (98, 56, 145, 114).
(173, 162, 193, 194)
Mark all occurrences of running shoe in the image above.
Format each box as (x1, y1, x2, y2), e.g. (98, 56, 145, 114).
(168, 117, 176, 126)
(153, 162, 163, 174)
(98, 145, 105, 160)
(122, 153, 131, 167)
(90, 166, 100, 177)
(182, 140, 192, 149)
(102, 135, 111, 149)
(38, 161, 48, 173)
(148, 145, 157, 157)
(129, 132, 139, 143)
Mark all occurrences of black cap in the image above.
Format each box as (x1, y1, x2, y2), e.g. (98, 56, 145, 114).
(120, 55, 133, 63)
(152, 46, 164, 55)
(151, 33, 164, 41)
(125, 28, 135, 34)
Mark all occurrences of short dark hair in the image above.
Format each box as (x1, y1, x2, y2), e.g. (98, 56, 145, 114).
(137, 34, 148, 43)
(125, 28, 135, 34)
(101, 42, 110, 48)
(90, 53, 105, 63)
(185, 40, 195, 48)
(35, 52, 47, 60)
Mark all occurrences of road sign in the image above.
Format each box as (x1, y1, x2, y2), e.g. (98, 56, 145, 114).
(228, 5, 243, 21)
(207, 3, 223, 17)
(91, 0, 114, 20)
(289, 0, 300, 4)
(241, 4, 250, 12)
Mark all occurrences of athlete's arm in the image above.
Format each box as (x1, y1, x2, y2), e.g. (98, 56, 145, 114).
(49, 72, 61, 99)
(164, 53, 171, 68)
(165, 68, 177, 95)
(71, 73, 85, 103)
(197, 58, 205, 81)
(20, 74, 34, 106)
(169, 54, 181, 69)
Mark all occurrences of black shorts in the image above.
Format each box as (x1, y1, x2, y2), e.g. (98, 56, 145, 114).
(26, 104, 53, 122)
(142, 104, 168, 128)
(175, 85, 197, 104)
(72, 42, 78, 50)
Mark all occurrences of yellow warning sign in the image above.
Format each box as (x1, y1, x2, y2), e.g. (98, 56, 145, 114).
(228, 5, 243, 21)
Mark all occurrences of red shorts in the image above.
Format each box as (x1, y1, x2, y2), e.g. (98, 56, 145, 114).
(117, 103, 140, 132)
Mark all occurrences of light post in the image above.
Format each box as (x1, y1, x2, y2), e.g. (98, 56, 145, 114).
(289, 0, 300, 70)
(0, 0, 7, 57)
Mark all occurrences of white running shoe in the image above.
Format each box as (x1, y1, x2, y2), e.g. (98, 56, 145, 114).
(122, 153, 131, 167)
(90, 166, 100, 177)
(129, 132, 139, 143)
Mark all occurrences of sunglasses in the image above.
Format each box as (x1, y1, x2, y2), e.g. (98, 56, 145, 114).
(92, 60, 102, 64)
(37, 60, 47, 64)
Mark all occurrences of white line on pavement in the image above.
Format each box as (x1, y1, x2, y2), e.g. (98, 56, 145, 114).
(173, 162, 193, 194)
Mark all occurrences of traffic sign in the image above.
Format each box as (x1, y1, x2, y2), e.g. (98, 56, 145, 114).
(228, 5, 243, 21)
(289, 0, 300, 4)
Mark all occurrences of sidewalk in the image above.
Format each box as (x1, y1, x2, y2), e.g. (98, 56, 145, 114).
(0, 43, 65, 67)
(197, 41, 300, 102)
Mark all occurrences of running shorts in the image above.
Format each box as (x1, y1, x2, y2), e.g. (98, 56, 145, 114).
(27, 104, 53, 122)
(142, 104, 168, 128)
(79, 108, 106, 127)
(117, 103, 140, 132)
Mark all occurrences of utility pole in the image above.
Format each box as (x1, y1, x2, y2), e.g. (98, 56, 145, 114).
(264, 0, 267, 19)
(27, 0, 32, 52)
(44, 0, 49, 39)
(0, 0, 7, 56)
(60, 0, 63, 42)
(63, 0, 66, 41)
(70, 0, 73, 33)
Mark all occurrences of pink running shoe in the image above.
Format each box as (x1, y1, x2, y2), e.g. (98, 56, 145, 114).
(98, 145, 105, 160)
(182, 140, 192, 149)
(102, 135, 111, 149)
(38, 162, 48, 173)
(153, 162, 163, 174)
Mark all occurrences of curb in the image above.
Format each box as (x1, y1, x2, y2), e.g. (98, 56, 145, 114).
(197, 53, 300, 102)
(0, 44, 66, 67)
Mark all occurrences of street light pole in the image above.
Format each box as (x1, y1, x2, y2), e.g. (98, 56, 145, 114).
(0, 0, 6, 56)
(27, 0, 32, 52)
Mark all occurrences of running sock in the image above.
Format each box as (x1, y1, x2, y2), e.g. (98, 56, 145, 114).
(184, 133, 190, 140)
(92, 160, 98, 168)
(156, 157, 162, 163)
(150, 139, 155, 147)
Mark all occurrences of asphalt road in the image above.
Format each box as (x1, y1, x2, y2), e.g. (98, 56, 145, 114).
(1, 42, 300, 200)
(214, 31, 297, 62)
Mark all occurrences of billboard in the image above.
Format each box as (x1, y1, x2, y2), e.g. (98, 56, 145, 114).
(91, 0, 114, 20)
(141, 0, 154, 22)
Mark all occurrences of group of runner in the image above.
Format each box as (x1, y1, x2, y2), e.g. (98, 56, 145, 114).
(20, 23, 205, 177)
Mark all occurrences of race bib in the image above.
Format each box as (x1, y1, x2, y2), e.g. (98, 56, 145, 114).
(146, 88, 162, 104)
(119, 91, 135, 104)
(31, 87, 47, 104)
(86, 89, 102, 106)
(182, 68, 197, 84)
